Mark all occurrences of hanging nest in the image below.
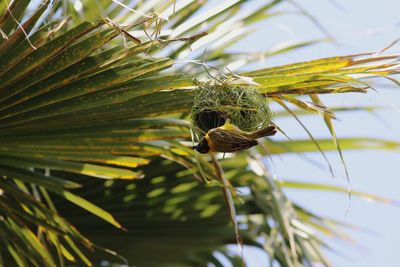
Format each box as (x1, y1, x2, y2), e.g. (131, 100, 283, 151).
(191, 81, 273, 136)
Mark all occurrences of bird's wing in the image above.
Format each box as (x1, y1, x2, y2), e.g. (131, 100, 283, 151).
(247, 125, 277, 139)
(208, 129, 258, 153)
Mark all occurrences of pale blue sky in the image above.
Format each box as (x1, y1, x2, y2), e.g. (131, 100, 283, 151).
(231, 1, 400, 266)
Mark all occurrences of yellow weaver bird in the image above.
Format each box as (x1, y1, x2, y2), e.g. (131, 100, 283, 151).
(193, 119, 277, 154)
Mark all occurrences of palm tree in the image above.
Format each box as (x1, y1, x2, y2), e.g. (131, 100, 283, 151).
(0, 1, 399, 266)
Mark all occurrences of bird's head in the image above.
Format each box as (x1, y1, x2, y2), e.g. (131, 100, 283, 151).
(192, 138, 210, 154)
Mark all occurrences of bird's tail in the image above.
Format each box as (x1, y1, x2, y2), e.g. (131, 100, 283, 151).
(248, 125, 277, 139)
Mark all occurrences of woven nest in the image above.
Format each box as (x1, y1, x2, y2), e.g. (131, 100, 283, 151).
(191, 81, 272, 136)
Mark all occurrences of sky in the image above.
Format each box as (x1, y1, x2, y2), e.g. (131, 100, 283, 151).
(230, 1, 400, 266)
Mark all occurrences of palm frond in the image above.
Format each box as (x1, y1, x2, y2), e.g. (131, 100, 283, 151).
(1, 1, 399, 266)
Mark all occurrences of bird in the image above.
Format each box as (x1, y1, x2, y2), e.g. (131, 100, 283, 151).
(193, 119, 277, 154)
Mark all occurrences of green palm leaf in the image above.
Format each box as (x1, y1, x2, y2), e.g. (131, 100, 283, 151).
(0, 1, 399, 266)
